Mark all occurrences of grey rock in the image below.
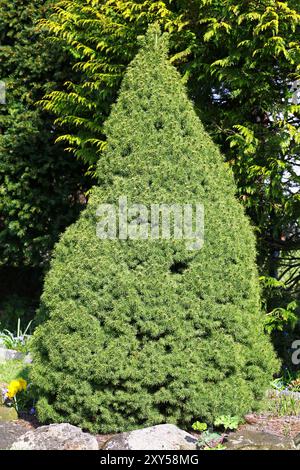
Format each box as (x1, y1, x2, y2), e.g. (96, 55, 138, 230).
(294, 433, 300, 449)
(0, 406, 18, 422)
(225, 429, 295, 450)
(0, 422, 29, 450)
(10, 423, 99, 450)
(0, 383, 7, 405)
(0, 347, 24, 363)
(104, 424, 198, 450)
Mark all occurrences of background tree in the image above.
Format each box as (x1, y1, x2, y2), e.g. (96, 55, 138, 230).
(40, 0, 300, 306)
(0, 0, 90, 325)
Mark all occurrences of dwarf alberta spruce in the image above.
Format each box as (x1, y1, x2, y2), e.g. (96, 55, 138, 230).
(31, 25, 279, 433)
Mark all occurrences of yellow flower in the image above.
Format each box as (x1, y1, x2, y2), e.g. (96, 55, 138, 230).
(18, 379, 27, 391)
(7, 380, 20, 399)
(6, 378, 27, 399)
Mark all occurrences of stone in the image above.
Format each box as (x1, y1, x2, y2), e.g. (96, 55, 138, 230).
(0, 383, 8, 405)
(0, 422, 29, 450)
(294, 433, 300, 449)
(104, 424, 198, 450)
(10, 423, 99, 450)
(0, 347, 24, 363)
(225, 429, 295, 450)
(0, 406, 18, 422)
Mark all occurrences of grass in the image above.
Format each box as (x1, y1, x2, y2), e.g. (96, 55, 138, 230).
(262, 394, 300, 417)
(0, 359, 31, 385)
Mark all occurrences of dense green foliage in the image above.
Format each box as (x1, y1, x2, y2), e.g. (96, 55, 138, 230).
(40, 0, 300, 292)
(31, 27, 278, 433)
(0, 0, 89, 268)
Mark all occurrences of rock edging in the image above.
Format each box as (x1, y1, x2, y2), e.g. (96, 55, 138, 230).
(10, 423, 99, 450)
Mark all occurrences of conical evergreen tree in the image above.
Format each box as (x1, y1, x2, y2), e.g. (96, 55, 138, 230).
(31, 25, 278, 433)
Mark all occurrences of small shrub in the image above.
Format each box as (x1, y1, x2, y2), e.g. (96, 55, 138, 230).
(214, 415, 240, 431)
(192, 421, 208, 432)
(31, 25, 279, 433)
(197, 430, 223, 449)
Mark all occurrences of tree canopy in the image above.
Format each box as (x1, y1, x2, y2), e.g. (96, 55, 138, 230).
(0, 0, 89, 267)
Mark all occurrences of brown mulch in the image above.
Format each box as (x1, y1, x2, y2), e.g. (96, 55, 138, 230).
(4, 417, 33, 429)
(17, 412, 40, 429)
(244, 413, 300, 439)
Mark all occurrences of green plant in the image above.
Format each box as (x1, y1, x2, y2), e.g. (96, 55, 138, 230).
(192, 421, 208, 432)
(0, 360, 36, 414)
(271, 369, 300, 393)
(264, 395, 300, 417)
(259, 275, 300, 369)
(1, 377, 35, 415)
(31, 25, 279, 434)
(204, 443, 226, 451)
(264, 302, 298, 334)
(271, 377, 286, 391)
(214, 415, 240, 431)
(0, 318, 33, 353)
(197, 431, 223, 450)
(3, 378, 27, 413)
(282, 424, 292, 438)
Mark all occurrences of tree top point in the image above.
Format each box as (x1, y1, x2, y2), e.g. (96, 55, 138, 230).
(137, 23, 169, 54)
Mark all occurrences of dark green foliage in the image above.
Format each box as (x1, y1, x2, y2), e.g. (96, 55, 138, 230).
(31, 26, 279, 433)
(0, 267, 42, 331)
(0, 0, 89, 267)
